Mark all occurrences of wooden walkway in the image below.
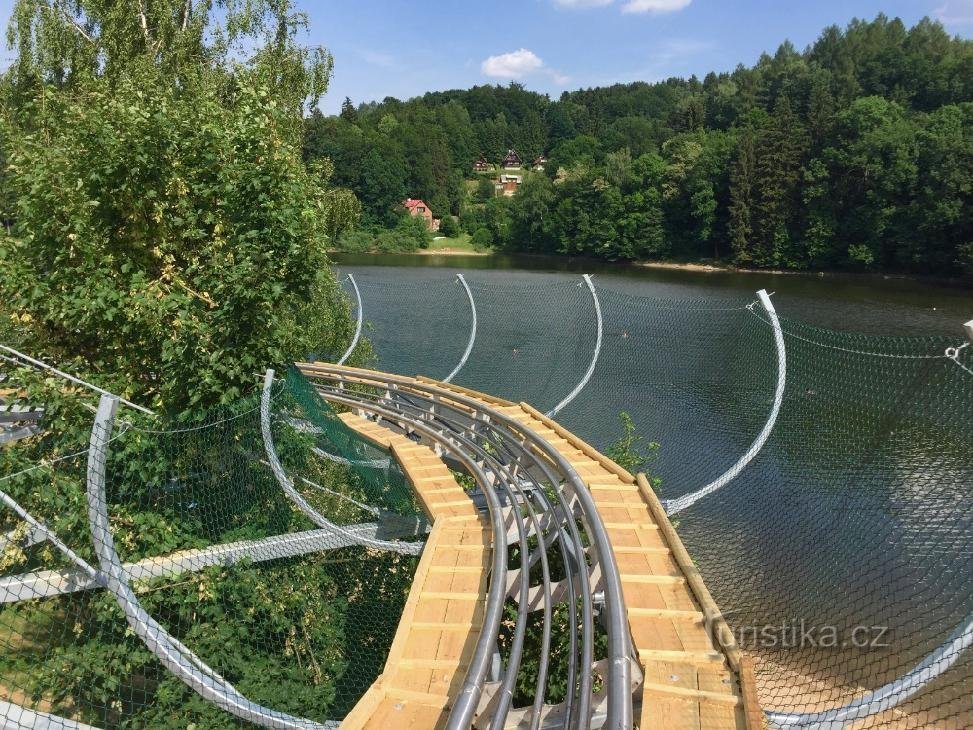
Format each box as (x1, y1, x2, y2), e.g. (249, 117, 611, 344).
(328, 373, 761, 729)
(492, 401, 762, 730)
(338, 413, 490, 730)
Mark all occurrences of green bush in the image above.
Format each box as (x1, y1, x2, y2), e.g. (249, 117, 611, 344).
(438, 215, 460, 238)
(471, 227, 494, 250)
(459, 208, 485, 235)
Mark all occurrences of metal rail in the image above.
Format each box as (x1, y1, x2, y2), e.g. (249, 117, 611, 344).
(0, 525, 398, 603)
(443, 273, 478, 383)
(1, 343, 155, 415)
(547, 274, 604, 418)
(300, 363, 635, 729)
(305, 388, 513, 728)
(314, 384, 570, 728)
(337, 274, 364, 366)
(377, 387, 591, 727)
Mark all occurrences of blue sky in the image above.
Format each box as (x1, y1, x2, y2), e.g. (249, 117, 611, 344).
(308, 0, 973, 113)
(0, 1, 970, 113)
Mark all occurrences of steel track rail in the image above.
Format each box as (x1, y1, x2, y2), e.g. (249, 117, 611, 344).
(311, 384, 568, 729)
(315, 384, 597, 728)
(300, 363, 635, 730)
(379, 389, 588, 729)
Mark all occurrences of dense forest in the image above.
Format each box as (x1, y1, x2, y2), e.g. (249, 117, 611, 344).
(305, 15, 973, 276)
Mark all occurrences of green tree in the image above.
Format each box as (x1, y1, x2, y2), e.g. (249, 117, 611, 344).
(507, 174, 555, 252)
(340, 96, 358, 123)
(729, 130, 757, 264)
(438, 214, 460, 238)
(1, 0, 354, 413)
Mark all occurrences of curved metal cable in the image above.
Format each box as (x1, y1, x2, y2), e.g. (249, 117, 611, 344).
(86, 395, 330, 729)
(767, 613, 973, 727)
(546, 274, 603, 417)
(443, 274, 478, 383)
(664, 289, 786, 515)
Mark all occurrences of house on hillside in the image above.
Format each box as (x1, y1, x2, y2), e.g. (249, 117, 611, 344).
(402, 198, 439, 230)
(502, 149, 522, 170)
(473, 155, 491, 173)
(496, 173, 523, 197)
(531, 155, 548, 172)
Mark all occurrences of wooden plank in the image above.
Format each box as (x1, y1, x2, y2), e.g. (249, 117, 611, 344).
(636, 473, 744, 674)
(335, 412, 491, 730)
(518, 402, 637, 484)
(737, 654, 765, 730)
(638, 650, 726, 665)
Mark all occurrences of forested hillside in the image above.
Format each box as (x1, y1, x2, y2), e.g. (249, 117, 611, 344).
(305, 15, 973, 276)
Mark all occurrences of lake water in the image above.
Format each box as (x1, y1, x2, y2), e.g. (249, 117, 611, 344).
(331, 252, 973, 716)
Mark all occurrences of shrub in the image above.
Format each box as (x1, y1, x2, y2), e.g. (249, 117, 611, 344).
(471, 227, 494, 250)
(439, 215, 460, 238)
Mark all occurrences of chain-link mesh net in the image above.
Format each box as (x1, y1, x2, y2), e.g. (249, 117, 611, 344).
(0, 368, 421, 728)
(339, 273, 474, 381)
(333, 268, 972, 728)
(3, 266, 972, 728)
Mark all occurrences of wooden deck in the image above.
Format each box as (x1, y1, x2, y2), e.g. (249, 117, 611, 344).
(327, 372, 761, 729)
(338, 413, 490, 730)
(487, 399, 760, 730)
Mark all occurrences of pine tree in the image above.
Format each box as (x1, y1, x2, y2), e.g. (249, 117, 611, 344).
(340, 96, 358, 123)
(728, 131, 757, 264)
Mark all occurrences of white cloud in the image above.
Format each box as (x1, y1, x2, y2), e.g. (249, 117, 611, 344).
(481, 49, 545, 78)
(356, 49, 396, 69)
(935, 0, 973, 25)
(553, 0, 614, 7)
(621, 0, 692, 13)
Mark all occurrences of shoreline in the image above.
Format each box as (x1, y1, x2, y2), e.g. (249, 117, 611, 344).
(633, 259, 973, 286)
(329, 250, 972, 288)
(417, 247, 491, 256)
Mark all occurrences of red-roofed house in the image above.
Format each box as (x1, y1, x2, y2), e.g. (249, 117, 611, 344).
(403, 198, 434, 229)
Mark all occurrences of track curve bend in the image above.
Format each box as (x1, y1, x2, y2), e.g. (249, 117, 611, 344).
(299, 363, 761, 730)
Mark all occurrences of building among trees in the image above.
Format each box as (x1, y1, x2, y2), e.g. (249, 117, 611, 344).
(402, 198, 440, 231)
(496, 173, 523, 197)
(502, 149, 522, 170)
(473, 155, 491, 173)
(531, 156, 547, 172)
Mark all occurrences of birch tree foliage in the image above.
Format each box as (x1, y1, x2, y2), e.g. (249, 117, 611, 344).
(0, 1, 360, 414)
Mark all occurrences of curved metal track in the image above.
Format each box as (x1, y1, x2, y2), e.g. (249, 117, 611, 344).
(300, 363, 636, 730)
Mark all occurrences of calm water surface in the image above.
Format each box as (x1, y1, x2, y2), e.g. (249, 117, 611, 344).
(333, 252, 972, 336)
(330, 252, 973, 708)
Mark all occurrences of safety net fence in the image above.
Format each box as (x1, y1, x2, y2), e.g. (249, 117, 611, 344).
(337, 269, 972, 729)
(0, 365, 423, 728)
(1, 267, 971, 729)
